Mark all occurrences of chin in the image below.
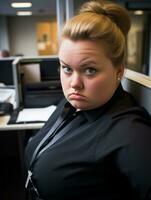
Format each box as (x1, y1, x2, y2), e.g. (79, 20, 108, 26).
(69, 101, 92, 110)
(69, 101, 84, 109)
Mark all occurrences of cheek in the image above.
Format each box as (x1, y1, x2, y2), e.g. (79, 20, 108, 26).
(86, 75, 116, 97)
(86, 77, 107, 92)
(60, 73, 69, 92)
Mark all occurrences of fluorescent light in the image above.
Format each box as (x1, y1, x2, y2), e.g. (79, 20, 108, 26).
(17, 11, 32, 16)
(11, 2, 32, 8)
(134, 10, 144, 15)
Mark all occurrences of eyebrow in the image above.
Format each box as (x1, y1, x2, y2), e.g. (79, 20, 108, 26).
(60, 59, 98, 71)
(60, 60, 70, 66)
(81, 61, 96, 67)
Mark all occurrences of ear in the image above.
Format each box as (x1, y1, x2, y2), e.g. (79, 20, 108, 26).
(117, 64, 124, 79)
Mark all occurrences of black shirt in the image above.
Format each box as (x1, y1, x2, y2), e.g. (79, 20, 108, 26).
(25, 84, 151, 200)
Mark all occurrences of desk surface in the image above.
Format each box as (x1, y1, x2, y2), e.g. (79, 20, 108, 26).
(0, 115, 44, 131)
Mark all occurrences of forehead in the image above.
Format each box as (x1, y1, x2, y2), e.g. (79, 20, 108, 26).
(59, 39, 109, 65)
(59, 39, 106, 55)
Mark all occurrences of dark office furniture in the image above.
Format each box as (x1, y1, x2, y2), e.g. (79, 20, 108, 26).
(0, 57, 15, 85)
(13, 56, 64, 109)
(24, 80, 63, 108)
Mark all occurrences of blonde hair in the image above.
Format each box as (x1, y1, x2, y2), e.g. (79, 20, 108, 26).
(61, 0, 131, 66)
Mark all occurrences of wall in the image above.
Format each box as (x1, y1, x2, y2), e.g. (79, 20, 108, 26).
(8, 16, 56, 56)
(0, 16, 10, 50)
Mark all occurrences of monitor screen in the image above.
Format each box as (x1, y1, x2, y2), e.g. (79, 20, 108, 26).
(40, 57, 60, 81)
(0, 58, 14, 85)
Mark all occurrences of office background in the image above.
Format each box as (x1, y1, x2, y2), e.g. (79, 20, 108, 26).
(0, 0, 151, 76)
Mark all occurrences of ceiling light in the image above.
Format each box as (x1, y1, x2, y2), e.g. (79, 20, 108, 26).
(134, 10, 144, 15)
(17, 11, 32, 16)
(11, 2, 32, 8)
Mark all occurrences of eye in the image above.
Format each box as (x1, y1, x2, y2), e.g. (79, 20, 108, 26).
(85, 68, 97, 75)
(62, 66, 73, 74)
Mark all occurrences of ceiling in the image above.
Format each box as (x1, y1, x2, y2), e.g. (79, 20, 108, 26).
(1, 0, 151, 17)
(0, 0, 57, 16)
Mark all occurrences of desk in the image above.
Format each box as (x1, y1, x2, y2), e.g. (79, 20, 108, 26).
(0, 115, 44, 131)
(0, 115, 44, 200)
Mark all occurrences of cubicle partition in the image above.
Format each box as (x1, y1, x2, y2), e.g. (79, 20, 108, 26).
(122, 69, 151, 114)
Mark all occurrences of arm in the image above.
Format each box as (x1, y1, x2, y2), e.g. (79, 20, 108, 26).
(116, 119, 151, 199)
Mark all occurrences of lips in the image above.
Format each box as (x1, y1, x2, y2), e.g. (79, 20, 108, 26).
(68, 93, 86, 100)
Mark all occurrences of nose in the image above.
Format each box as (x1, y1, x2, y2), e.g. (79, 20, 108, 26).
(70, 73, 83, 90)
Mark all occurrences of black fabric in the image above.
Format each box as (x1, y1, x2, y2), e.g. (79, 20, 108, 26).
(37, 112, 86, 158)
(25, 84, 151, 200)
(28, 105, 85, 171)
(25, 103, 86, 200)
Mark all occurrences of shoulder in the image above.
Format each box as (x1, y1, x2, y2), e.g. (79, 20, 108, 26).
(95, 105, 151, 159)
(108, 106, 151, 144)
(108, 85, 150, 130)
(111, 106, 150, 130)
(113, 108, 151, 196)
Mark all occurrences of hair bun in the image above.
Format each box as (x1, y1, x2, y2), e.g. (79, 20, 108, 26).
(79, 0, 131, 36)
(79, 1, 108, 16)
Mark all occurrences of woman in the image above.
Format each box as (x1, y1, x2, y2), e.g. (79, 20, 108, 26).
(25, 1, 151, 199)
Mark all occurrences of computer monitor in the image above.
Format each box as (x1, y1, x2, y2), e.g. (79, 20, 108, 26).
(40, 57, 60, 81)
(13, 56, 63, 108)
(14, 56, 60, 84)
(0, 58, 15, 85)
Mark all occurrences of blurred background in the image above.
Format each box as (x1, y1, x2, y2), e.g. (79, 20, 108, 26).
(0, 0, 151, 76)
